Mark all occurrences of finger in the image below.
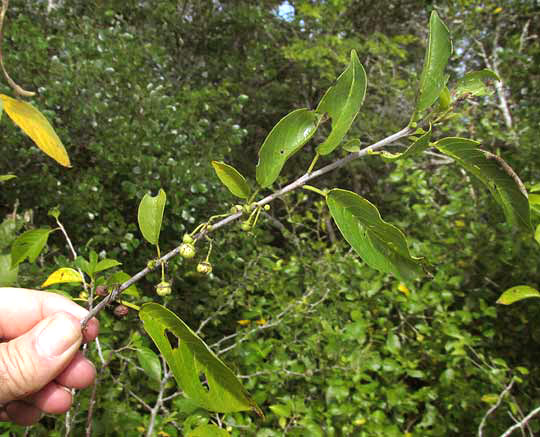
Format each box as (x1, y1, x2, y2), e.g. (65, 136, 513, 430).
(0, 312, 82, 403)
(0, 288, 99, 340)
(27, 382, 72, 414)
(4, 401, 42, 426)
(55, 351, 96, 389)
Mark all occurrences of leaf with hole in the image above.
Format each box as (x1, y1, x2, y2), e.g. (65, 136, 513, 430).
(11, 228, 54, 268)
(137, 189, 166, 246)
(256, 108, 322, 188)
(187, 424, 230, 437)
(211, 161, 250, 199)
(377, 125, 432, 161)
(497, 286, 540, 305)
(435, 138, 531, 232)
(316, 50, 367, 156)
(41, 267, 83, 288)
(136, 347, 162, 383)
(414, 11, 452, 115)
(327, 189, 423, 282)
(454, 69, 499, 99)
(139, 303, 261, 415)
(0, 94, 71, 167)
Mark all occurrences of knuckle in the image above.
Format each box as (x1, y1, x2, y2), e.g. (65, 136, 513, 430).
(0, 342, 37, 400)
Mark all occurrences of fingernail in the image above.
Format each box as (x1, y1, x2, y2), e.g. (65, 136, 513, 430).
(37, 313, 81, 358)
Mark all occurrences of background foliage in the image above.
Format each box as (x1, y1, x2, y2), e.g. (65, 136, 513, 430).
(1, 0, 539, 435)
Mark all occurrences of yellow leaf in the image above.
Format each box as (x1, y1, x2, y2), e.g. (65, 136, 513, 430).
(493, 7, 503, 13)
(237, 319, 250, 326)
(41, 268, 83, 287)
(0, 94, 71, 167)
(256, 318, 267, 326)
(454, 219, 465, 228)
(353, 418, 366, 426)
(398, 283, 410, 296)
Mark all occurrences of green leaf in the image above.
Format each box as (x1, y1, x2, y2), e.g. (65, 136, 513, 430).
(211, 161, 250, 199)
(256, 108, 322, 188)
(0, 174, 16, 182)
(497, 286, 540, 305)
(137, 189, 167, 245)
(378, 125, 432, 161)
(136, 347, 162, 383)
(316, 50, 367, 156)
(139, 303, 261, 415)
(435, 138, 531, 232)
(0, 254, 18, 286)
(95, 258, 122, 274)
(530, 183, 540, 193)
(107, 271, 139, 297)
(535, 224, 540, 245)
(454, 69, 499, 99)
(187, 424, 230, 437)
(269, 404, 292, 418)
(342, 139, 361, 153)
(415, 11, 452, 114)
(11, 228, 54, 268)
(327, 189, 423, 282)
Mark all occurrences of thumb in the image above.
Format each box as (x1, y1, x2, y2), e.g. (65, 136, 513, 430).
(0, 312, 82, 403)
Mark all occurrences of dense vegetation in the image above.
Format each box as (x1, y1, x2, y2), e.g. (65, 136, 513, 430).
(1, 0, 539, 435)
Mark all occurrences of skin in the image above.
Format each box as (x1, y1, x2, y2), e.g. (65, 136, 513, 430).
(0, 288, 99, 426)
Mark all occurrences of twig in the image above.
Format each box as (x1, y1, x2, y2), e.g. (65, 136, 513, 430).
(80, 126, 413, 328)
(478, 379, 515, 437)
(499, 405, 540, 437)
(145, 357, 172, 437)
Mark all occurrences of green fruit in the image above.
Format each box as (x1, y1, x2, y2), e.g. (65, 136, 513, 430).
(240, 221, 251, 231)
(179, 242, 196, 259)
(156, 281, 172, 296)
(182, 233, 194, 244)
(263, 204, 270, 211)
(197, 261, 213, 274)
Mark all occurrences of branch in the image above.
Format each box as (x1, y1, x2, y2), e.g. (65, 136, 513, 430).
(499, 405, 540, 437)
(478, 379, 514, 437)
(80, 125, 413, 328)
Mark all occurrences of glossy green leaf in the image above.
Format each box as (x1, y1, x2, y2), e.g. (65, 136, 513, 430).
(378, 125, 432, 161)
(316, 50, 367, 156)
(0, 254, 18, 286)
(211, 161, 250, 199)
(136, 347, 162, 383)
(435, 138, 531, 231)
(0, 174, 16, 182)
(188, 424, 230, 437)
(11, 228, 54, 268)
(327, 189, 423, 282)
(497, 286, 540, 305)
(95, 258, 122, 274)
(137, 189, 166, 245)
(256, 108, 322, 188)
(455, 69, 499, 99)
(415, 11, 452, 114)
(139, 303, 261, 414)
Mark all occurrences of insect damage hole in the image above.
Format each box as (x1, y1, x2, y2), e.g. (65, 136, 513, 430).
(165, 329, 179, 349)
(199, 371, 210, 392)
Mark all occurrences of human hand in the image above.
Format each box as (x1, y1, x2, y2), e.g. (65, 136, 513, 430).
(0, 287, 99, 426)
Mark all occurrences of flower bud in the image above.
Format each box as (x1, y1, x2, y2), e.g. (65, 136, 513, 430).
(113, 304, 129, 317)
(179, 242, 196, 259)
(196, 261, 212, 274)
(156, 281, 172, 296)
(95, 285, 108, 297)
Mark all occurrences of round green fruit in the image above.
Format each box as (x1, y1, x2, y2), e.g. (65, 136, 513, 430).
(197, 261, 213, 274)
(179, 242, 196, 259)
(182, 233, 194, 244)
(156, 281, 172, 296)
